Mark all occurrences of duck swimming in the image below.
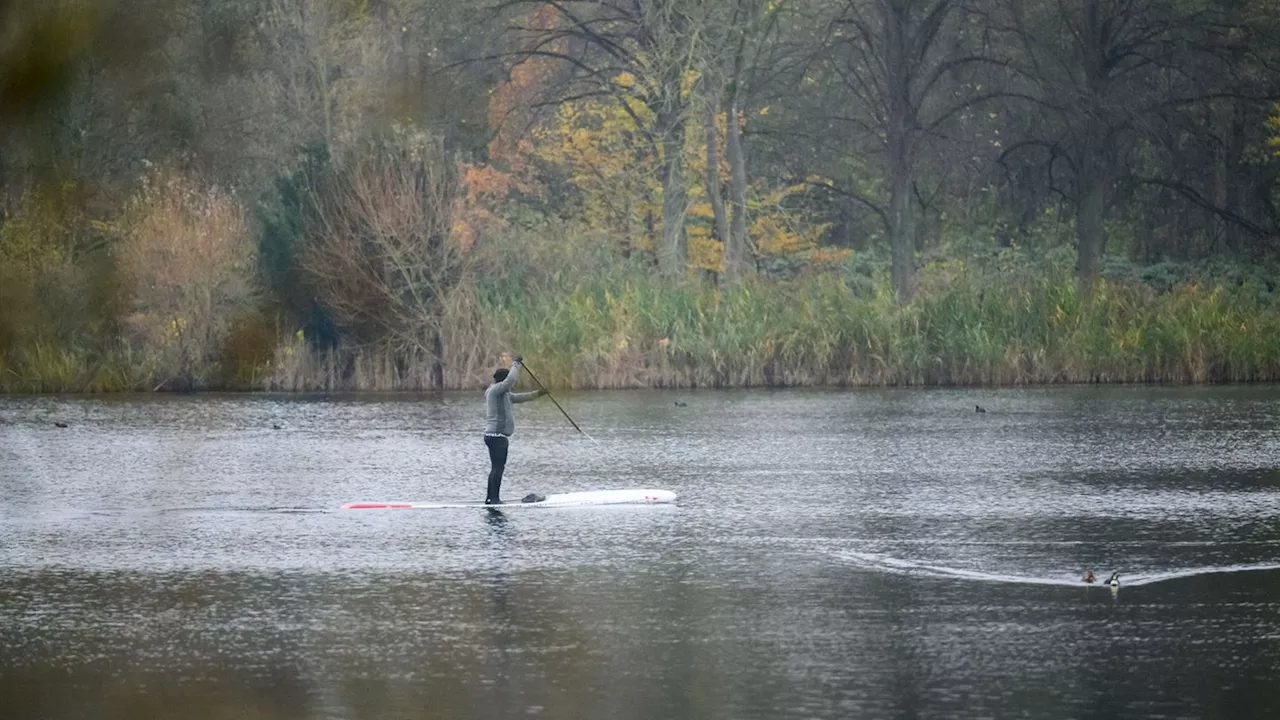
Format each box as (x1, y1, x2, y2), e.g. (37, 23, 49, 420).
(1105, 572, 1120, 587)
(1082, 571, 1095, 584)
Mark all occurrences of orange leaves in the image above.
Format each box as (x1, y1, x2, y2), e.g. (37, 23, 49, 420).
(462, 162, 518, 199)
(453, 162, 527, 250)
(487, 6, 563, 167)
(488, 57, 554, 164)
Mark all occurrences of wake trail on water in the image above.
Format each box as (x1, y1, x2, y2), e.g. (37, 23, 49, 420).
(170, 505, 336, 514)
(832, 550, 1280, 587)
(1123, 563, 1280, 586)
(78, 506, 336, 516)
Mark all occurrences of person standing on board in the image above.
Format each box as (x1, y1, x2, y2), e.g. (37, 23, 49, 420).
(484, 356, 547, 504)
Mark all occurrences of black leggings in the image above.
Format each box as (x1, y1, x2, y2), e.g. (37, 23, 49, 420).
(484, 435, 509, 502)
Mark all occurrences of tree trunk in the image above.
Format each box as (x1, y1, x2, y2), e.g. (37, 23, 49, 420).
(1224, 99, 1246, 253)
(299, 1, 334, 147)
(702, 81, 730, 251)
(724, 92, 749, 282)
(657, 107, 687, 276)
(885, 2, 915, 303)
(648, 1, 690, 276)
(722, 13, 751, 284)
(431, 328, 444, 389)
(1075, 162, 1106, 288)
(887, 133, 915, 303)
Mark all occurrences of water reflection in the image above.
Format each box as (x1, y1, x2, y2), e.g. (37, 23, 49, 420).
(2, 387, 1280, 719)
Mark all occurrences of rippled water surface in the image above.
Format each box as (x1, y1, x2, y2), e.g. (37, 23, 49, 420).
(3, 387, 1280, 719)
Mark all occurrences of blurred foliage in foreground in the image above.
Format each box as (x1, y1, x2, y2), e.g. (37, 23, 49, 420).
(2, 1, 1280, 391)
(5, 215, 1280, 391)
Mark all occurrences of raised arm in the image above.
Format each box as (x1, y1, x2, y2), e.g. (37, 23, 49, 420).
(511, 389, 545, 404)
(492, 359, 521, 393)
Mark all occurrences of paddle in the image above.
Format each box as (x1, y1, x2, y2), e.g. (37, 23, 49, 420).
(522, 363, 600, 446)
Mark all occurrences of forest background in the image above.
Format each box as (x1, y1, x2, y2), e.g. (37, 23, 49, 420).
(3, 0, 1280, 392)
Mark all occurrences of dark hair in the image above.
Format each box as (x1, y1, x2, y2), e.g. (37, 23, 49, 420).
(493, 368, 510, 382)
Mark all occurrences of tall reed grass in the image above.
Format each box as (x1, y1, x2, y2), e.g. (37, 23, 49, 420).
(0, 343, 155, 393)
(469, 265, 1280, 389)
(5, 256, 1279, 392)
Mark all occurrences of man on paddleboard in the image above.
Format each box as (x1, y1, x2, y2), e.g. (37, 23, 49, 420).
(484, 356, 547, 504)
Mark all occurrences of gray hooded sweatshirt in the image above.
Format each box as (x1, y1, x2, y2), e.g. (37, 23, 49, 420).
(484, 361, 540, 436)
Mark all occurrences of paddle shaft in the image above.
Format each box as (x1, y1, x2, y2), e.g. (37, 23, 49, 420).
(521, 363, 598, 444)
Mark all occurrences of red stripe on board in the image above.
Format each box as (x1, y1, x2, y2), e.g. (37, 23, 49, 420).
(341, 502, 413, 509)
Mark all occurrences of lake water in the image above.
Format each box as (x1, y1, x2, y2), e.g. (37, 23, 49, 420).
(2, 387, 1280, 719)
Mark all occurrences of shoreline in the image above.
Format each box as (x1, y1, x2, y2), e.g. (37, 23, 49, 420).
(4, 378, 1278, 397)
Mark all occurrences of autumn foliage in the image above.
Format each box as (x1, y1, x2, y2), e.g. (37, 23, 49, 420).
(506, 70, 842, 274)
(118, 168, 255, 389)
(3, 0, 1280, 392)
(487, 6, 562, 170)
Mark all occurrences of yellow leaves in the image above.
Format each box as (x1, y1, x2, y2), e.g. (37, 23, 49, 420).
(1268, 103, 1280, 158)
(517, 85, 841, 275)
(450, 218, 475, 252)
(680, 68, 701, 97)
(568, 127, 596, 152)
(755, 182, 807, 208)
(689, 232, 724, 273)
(751, 212, 829, 259)
(531, 97, 663, 251)
(753, 215, 802, 255)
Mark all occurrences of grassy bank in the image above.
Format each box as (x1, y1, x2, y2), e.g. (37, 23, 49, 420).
(5, 256, 1278, 392)
(482, 263, 1280, 389)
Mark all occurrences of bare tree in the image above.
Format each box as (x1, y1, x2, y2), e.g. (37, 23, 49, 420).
(119, 168, 255, 389)
(810, 0, 993, 301)
(994, 0, 1245, 284)
(694, 0, 769, 283)
(302, 132, 471, 389)
(491, 0, 697, 275)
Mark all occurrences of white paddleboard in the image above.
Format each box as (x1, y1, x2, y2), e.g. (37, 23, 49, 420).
(341, 488, 677, 510)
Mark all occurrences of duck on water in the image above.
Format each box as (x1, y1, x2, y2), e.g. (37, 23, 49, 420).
(1082, 571, 1120, 587)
